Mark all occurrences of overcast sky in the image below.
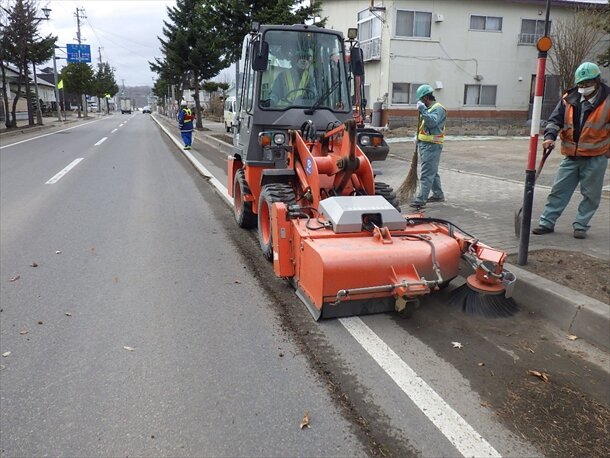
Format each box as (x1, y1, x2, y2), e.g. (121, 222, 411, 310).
(39, 0, 179, 87)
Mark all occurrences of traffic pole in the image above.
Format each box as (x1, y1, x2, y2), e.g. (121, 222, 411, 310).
(518, 0, 552, 266)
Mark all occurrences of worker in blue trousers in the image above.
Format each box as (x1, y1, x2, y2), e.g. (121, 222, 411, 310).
(177, 100, 194, 150)
(410, 84, 447, 209)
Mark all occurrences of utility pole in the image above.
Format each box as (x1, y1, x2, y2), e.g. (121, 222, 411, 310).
(74, 7, 88, 117)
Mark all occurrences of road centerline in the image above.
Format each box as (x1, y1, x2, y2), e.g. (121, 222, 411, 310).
(339, 316, 501, 458)
(94, 137, 107, 146)
(45, 158, 84, 184)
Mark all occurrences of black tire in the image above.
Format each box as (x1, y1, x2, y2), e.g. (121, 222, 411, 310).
(375, 181, 401, 212)
(233, 169, 257, 229)
(258, 183, 297, 262)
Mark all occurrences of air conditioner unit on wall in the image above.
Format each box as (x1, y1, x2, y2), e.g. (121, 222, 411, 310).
(434, 13, 444, 22)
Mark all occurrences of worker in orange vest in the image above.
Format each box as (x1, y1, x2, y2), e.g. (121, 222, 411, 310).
(533, 62, 609, 239)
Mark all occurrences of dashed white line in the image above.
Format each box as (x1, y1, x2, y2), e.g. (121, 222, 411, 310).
(339, 317, 501, 458)
(94, 137, 107, 146)
(0, 120, 101, 149)
(111, 128, 118, 133)
(45, 158, 84, 184)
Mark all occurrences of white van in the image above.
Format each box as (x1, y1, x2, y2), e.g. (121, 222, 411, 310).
(223, 96, 237, 132)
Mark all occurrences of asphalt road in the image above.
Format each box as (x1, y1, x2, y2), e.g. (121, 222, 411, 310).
(1, 114, 608, 457)
(0, 114, 363, 456)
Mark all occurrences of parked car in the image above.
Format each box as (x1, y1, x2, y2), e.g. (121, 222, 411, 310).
(142, 105, 151, 114)
(223, 96, 236, 132)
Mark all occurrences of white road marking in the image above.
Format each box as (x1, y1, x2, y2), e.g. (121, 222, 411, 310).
(94, 137, 107, 146)
(151, 113, 502, 456)
(111, 128, 118, 133)
(0, 120, 101, 149)
(339, 317, 501, 458)
(120, 123, 125, 127)
(45, 158, 84, 184)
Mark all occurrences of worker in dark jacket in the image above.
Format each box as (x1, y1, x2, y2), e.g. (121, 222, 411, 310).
(533, 62, 609, 239)
(177, 100, 195, 150)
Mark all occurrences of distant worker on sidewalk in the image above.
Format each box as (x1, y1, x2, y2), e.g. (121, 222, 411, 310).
(533, 62, 609, 240)
(410, 84, 447, 209)
(177, 100, 195, 150)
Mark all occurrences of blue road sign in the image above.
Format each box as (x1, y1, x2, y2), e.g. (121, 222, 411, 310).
(66, 44, 92, 63)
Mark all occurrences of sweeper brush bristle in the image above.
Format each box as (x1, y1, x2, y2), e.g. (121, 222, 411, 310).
(449, 283, 519, 318)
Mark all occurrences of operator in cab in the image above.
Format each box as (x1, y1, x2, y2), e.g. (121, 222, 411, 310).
(269, 49, 316, 107)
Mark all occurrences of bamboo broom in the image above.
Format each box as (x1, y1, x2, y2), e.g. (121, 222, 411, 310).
(396, 113, 420, 202)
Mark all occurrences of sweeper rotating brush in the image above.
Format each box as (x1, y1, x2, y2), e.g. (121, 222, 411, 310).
(449, 259, 518, 318)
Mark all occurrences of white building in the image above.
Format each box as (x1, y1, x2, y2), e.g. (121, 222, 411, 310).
(320, 0, 609, 128)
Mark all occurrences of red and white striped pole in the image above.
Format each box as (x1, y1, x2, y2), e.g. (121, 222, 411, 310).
(518, 0, 552, 266)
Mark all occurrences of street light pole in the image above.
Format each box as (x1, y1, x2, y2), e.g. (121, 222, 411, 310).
(52, 46, 62, 122)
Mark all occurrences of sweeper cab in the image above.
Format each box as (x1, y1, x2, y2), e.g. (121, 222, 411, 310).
(228, 24, 517, 320)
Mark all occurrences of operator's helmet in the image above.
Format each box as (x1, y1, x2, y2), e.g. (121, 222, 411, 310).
(574, 62, 601, 84)
(416, 84, 434, 101)
(180, 100, 188, 107)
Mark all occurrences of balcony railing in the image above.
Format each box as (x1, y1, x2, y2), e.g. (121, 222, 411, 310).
(360, 37, 381, 61)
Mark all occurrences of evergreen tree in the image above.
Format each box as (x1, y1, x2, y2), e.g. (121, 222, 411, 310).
(93, 62, 119, 114)
(201, 0, 325, 65)
(0, 0, 56, 127)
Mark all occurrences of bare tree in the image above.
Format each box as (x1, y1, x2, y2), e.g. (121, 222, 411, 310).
(548, 6, 608, 93)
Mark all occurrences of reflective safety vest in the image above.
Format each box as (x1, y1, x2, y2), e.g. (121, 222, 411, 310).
(181, 108, 194, 124)
(284, 70, 310, 101)
(417, 102, 447, 144)
(560, 93, 610, 157)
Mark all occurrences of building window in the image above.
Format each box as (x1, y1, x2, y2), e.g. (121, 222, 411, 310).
(470, 15, 502, 32)
(519, 19, 550, 45)
(358, 8, 382, 61)
(396, 10, 432, 38)
(464, 84, 497, 106)
(392, 82, 425, 104)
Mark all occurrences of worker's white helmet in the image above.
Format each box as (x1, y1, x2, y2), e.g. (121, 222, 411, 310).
(180, 100, 187, 107)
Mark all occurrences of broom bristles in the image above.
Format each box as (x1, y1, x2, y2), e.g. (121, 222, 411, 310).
(396, 149, 419, 202)
(448, 283, 519, 318)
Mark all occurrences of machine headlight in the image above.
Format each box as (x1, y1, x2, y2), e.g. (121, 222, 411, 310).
(360, 135, 371, 146)
(273, 133, 286, 145)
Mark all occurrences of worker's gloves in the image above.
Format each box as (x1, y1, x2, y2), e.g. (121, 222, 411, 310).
(416, 101, 426, 111)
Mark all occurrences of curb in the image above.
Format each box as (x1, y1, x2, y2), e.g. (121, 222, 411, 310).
(153, 114, 610, 352)
(508, 264, 609, 351)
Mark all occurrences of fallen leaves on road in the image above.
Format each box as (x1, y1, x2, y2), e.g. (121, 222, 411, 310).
(30, 262, 38, 267)
(300, 411, 310, 429)
(2, 351, 11, 357)
(65, 312, 72, 317)
(566, 335, 579, 341)
(55, 251, 62, 254)
(528, 370, 550, 383)
(451, 341, 463, 349)
(37, 321, 43, 325)
(9, 275, 20, 282)
(478, 362, 485, 367)
(234, 280, 241, 284)
(19, 329, 28, 335)
(123, 346, 135, 351)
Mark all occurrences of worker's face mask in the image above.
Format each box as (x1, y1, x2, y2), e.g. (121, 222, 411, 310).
(577, 85, 596, 97)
